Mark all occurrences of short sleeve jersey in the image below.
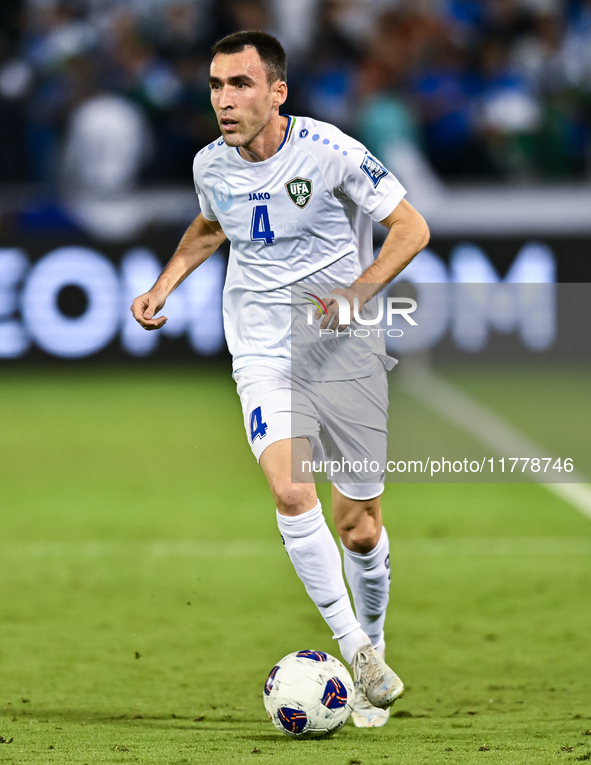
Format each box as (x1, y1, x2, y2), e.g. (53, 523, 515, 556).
(192, 115, 406, 377)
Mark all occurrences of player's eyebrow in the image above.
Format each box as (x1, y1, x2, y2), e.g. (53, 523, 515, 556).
(208, 75, 256, 86)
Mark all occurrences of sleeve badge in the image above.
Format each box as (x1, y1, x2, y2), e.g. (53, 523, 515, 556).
(360, 154, 389, 188)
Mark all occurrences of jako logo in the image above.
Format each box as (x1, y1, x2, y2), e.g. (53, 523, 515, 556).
(304, 292, 417, 326)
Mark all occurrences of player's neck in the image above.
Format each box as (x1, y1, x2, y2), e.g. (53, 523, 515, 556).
(239, 114, 289, 163)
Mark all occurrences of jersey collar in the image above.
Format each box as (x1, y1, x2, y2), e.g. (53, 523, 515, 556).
(277, 114, 294, 151)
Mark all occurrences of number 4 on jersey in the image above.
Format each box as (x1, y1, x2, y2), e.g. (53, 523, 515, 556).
(250, 204, 275, 246)
(250, 406, 268, 442)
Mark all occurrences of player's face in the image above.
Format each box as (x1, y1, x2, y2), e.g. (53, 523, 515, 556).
(209, 47, 284, 147)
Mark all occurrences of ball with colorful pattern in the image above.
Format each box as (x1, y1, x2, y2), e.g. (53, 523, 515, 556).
(263, 650, 354, 739)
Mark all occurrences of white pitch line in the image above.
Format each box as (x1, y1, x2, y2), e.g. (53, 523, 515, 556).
(0, 537, 589, 559)
(0, 540, 282, 560)
(399, 365, 591, 521)
(394, 537, 591, 556)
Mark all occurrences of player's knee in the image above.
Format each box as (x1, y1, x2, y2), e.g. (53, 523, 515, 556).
(340, 514, 381, 554)
(274, 483, 317, 516)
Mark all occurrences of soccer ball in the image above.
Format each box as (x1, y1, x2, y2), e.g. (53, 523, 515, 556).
(263, 650, 354, 739)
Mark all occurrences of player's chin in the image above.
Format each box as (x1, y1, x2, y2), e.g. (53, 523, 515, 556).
(219, 129, 243, 146)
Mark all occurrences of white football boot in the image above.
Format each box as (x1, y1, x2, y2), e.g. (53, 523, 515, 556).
(351, 643, 404, 726)
(351, 686, 391, 728)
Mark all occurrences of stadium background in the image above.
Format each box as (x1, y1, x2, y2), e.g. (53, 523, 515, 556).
(0, 1, 590, 763)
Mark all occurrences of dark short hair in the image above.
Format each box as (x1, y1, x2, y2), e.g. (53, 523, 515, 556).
(211, 31, 287, 85)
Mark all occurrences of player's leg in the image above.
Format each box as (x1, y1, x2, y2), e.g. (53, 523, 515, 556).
(331, 486, 390, 653)
(314, 358, 401, 719)
(260, 438, 371, 662)
(315, 365, 392, 655)
(331, 485, 401, 726)
(259, 436, 317, 515)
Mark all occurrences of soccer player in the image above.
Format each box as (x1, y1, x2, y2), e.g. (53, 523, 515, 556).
(131, 31, 429, 728)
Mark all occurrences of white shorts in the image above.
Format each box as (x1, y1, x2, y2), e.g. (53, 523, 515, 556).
(234, 362, 389, 501)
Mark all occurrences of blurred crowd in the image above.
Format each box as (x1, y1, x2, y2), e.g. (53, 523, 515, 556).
(1, 0, 591, 190)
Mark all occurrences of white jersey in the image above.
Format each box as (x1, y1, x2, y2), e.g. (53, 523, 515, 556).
(192, 115, 406, 379)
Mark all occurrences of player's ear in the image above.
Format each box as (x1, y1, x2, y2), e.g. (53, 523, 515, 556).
(274, 80, 288, 107)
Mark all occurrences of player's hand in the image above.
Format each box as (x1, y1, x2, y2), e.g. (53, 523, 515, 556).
(316, 287, 370, 331)
(130, 290, 168, 331)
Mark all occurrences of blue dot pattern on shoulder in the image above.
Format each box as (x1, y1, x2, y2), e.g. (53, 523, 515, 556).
(323, 138, 330, 145)
(333, 144, 339, 150)
(312, 134, 319, 141)
(343, 151, 348, 156)
(208, 143, 214, 150)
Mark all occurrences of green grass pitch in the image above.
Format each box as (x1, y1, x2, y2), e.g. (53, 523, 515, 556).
(0, 364, 590, 764)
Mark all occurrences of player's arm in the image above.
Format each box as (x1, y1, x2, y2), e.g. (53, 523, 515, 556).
(319, 199, 429, 329)
(358, 198, 430, 291)
(130, 213, 226, 330)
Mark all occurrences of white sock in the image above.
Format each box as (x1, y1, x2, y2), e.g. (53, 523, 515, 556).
(342, 527, 391, 650)
(277, 502, 369, 663)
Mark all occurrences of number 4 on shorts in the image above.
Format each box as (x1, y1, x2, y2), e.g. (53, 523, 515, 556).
(250, 406, 268, 442)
